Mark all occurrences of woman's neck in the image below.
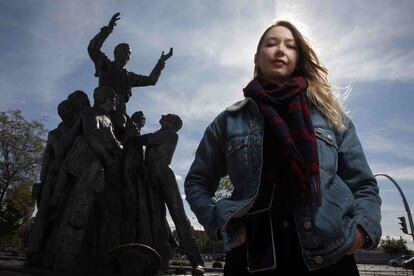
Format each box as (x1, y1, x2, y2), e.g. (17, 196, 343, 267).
(259, 76, 289, 87)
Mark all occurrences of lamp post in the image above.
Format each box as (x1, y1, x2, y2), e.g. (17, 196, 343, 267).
(375, 173, 414, 242)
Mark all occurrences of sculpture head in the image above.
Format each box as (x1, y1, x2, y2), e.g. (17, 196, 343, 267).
(93, 86, 117, 113)
(67, 90, 91, 115)
(114, 43, 131, 67)
(57, 100, 75, 124)
(160, 114, 182, 132)
(131, 111, 146, 130)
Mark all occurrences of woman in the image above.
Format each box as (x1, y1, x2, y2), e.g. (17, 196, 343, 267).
(184, 21, 381, 275)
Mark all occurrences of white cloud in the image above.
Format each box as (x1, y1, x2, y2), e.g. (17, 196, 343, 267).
(272, 0, 414, 82)
(381, 203, 406, 213)
(0, 1, 107, 107)
(359, 124, 414, 163)
(175, 174, 183, 182)
(173, 158, 196, 176)
(145, 78, 247, 123)
(374, 166, 414, 182)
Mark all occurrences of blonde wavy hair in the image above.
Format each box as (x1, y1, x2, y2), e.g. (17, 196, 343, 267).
(254, 21, 346, 133)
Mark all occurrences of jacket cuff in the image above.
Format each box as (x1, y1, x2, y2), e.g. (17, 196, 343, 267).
(355, 216, 381, 249)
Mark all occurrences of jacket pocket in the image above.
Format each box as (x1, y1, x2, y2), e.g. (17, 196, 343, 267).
(216, 198, 249, 238)
(312, 170, 354, 243)
(325, 176, 355, 217)
(226, 134, 249, 186)
(315, 127, 338, 175)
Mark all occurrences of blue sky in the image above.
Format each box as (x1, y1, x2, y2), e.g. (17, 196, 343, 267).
(1, 0, 413, 248)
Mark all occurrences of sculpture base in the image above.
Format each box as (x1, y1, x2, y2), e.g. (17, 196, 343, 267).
(102, 243, 161, 276)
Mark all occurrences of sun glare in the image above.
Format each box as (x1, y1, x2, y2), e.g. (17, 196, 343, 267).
(271, 0, 315, 50)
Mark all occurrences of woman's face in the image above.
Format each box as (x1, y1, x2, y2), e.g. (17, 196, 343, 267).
(255, 26, 298, 85)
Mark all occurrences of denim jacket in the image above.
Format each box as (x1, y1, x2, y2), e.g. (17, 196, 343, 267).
(184, 98, 381, 270)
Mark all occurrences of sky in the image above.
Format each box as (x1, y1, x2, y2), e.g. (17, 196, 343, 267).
(1, 0, 413, 249)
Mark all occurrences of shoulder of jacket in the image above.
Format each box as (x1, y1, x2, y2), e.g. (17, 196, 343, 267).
(225, 98, 252, 112)
(208, 98, 256, 133)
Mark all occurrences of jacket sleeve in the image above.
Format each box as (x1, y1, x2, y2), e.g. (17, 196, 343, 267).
(337, 118, 382, 249)
(184, 114, 227, 240)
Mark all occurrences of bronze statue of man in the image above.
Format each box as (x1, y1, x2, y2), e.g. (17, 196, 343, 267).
(88, 12, 173, 114)
(26, 100, 76, 267)
(140, 114, 205, 275)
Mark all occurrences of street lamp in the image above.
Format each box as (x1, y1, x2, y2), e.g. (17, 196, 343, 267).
(375, 173, 414, 242)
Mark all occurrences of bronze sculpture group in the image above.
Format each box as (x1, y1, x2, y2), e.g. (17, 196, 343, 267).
(26, 13, 204, 276)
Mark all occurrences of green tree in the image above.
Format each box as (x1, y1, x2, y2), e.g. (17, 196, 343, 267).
(0, 181, 34, 248)
(195, 230, 224, 254)
(380, 236, 412, 256)
(0, 110, 46, 249)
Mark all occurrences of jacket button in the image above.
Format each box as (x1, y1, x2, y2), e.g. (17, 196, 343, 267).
(282, 221, 289, 228)
(315, 128, 323, 134)
(327, 134, 333, 141)
(226, 211, 234, 216)
(314, 256, 323, 264)
(303, 221, 312, 229)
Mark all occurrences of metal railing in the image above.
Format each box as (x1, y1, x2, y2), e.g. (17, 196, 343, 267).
(358, 264, 413, 276)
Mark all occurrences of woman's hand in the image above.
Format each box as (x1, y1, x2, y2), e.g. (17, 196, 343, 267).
(346, 226, 365, 255)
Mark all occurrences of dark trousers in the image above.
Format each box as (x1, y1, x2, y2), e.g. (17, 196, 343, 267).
(224, 214, 359, 276)
(224, 243, 359, 276)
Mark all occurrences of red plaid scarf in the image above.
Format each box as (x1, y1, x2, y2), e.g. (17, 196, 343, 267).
(243, 76, 321, 205)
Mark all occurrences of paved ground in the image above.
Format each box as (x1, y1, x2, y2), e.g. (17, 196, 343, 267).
(1, 259, 413, 276)
(0, 258, 224, 276)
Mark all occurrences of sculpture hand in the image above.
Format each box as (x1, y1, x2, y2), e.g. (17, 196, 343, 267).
(160, 47, 173, 62)
(108, 12, 120, 30)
